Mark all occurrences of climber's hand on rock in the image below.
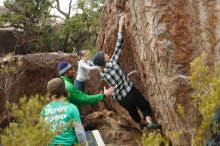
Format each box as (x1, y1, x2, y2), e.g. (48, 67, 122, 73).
(119, 14, 125, 27)
(119, 14, 125, 32)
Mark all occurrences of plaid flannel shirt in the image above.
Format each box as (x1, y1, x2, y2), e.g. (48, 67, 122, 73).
(101, 32, 133, 101)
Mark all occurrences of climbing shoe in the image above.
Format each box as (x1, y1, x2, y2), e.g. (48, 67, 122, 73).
(139, 123, 148, 130)
(147, 123, 162, 129)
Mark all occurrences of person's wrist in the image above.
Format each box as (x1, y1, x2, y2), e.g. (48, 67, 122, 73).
(119, 24, 124, 28)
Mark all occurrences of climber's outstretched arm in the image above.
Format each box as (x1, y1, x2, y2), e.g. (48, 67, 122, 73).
(110, 14, 125, 63)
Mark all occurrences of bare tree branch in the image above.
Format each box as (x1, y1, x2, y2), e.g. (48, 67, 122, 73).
(55, 0, 68, 18)
(49, 14, 65, 21)
(7, 71, 24, 92)
(0, 24, 24, 30)
(67, 0, 73, 18)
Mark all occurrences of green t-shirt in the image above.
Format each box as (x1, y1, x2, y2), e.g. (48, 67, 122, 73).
(61, 76, 104, 110)
(41, 100, 81, 146)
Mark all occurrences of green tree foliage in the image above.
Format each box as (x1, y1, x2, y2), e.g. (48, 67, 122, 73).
(0, 95, 54, 146)
(60, 0, 105, 52)
(141, 132, 169, 146)
(0, 0, 105, 54)
(190, 53, 220, 145)
(176, 103, 185, 118)
(0, 0, 58, 53)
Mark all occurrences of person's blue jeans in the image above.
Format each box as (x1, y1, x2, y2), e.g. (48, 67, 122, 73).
(74, 79, 85, 92)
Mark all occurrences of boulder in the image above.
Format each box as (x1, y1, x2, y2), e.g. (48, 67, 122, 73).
(83, 110, 142, 146)
(96, 0, 220, 145)
(0, 53, 79, 126)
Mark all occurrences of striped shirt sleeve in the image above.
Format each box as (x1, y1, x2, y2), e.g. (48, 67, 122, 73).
(110, 32, 124, 63)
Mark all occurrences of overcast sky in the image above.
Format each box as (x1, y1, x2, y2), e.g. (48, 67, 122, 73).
(51, 0, 77, 17)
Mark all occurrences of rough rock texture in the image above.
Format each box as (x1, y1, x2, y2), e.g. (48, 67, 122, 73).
(0, 6, 24, 57)
(1, 53, 78, 102)
(96, 0, 220, 145)
(0, 53, 103, 117)
(83, 110, 142, 146)
(0, 29, 16, 57)
(0, 53, 79, 126)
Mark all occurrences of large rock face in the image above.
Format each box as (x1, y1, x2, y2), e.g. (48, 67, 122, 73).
(0, 29, 16, 57)
(96, 0, 220, 145)
(2, 53, 78, 102)
(0, 53, 78, 126)
(83, 110, 141, 146)
(0, 53, 105, 124)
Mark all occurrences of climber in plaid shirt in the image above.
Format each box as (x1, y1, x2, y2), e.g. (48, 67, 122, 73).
(92, 14, 161, 130)
(100, 32, 133, 101)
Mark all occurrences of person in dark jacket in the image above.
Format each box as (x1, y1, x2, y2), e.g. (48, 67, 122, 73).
(92, 14, 161, 130)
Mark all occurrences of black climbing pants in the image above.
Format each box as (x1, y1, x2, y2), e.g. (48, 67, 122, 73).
(118, 86, 152, 123)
